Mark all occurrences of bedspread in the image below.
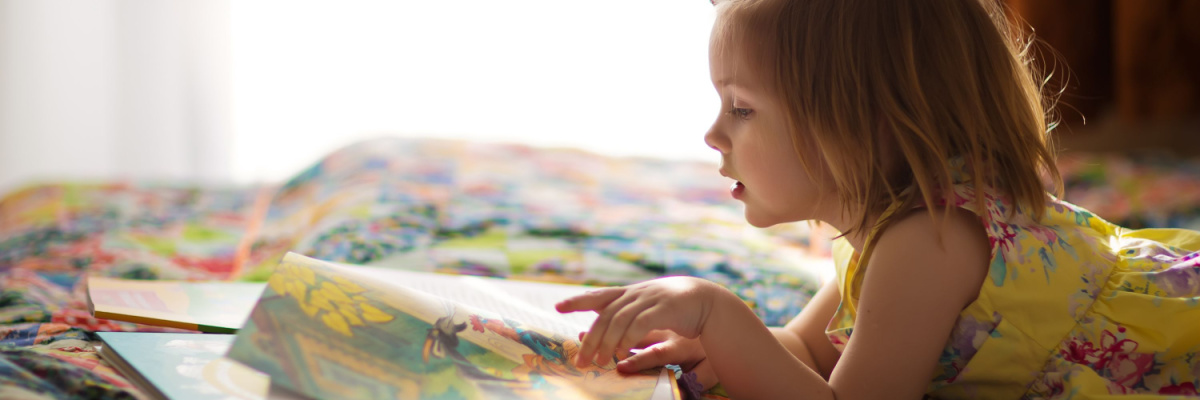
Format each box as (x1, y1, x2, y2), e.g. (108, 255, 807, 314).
(0, 138, 830, 399)
(3, 138, 1198, 399)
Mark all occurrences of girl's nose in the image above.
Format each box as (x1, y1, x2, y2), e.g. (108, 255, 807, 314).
(704, 127, 729, 154)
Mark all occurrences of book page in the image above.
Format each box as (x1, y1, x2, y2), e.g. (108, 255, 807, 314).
(337, 265, 597, 337)
(338, 264, 679, 400)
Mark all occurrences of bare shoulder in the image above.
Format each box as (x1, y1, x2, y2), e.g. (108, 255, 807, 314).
(825, 207, 992, 398)
(869, 207, 990, 307)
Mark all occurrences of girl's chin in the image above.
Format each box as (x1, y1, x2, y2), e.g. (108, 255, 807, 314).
(743, 204, 809, 228)
(743, 210, 782, 228)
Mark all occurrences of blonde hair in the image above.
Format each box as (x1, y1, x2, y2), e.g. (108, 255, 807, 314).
(712, 0, 1063, 239)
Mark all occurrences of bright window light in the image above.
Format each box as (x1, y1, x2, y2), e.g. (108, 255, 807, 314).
(230, 0, 719, 184)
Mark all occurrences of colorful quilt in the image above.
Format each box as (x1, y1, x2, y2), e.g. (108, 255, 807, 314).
(1058, 151, 1200, 230)
(0, 138, 829, 399)
(1, 138, 1197, 399)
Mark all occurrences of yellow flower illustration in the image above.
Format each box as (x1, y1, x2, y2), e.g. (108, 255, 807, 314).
(267, 260, 398, 337)
(309, 289, 335, 312)
(337, 302, 364, 326)
(285, 279, 307, 303)
(296, 264, 316, 285)
(299, 301, 322, 317)
(333, 276, 365, 294)
(321, 309, 352, 336)
(359, 302, 394, 323)
(319, 281, 354, 304)
(264, 261, 398, 336)
(267, 273, 287, 296)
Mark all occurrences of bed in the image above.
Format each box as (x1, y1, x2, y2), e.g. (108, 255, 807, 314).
(1, 137, 1196, 399)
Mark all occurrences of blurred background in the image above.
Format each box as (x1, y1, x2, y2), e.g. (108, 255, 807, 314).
(1005, 0, 1200, 155)
(1, 0, 1198, 197)
(0, 0, 718, 194)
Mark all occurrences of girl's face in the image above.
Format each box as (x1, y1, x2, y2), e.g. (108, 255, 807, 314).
(704, 37, 832, 228)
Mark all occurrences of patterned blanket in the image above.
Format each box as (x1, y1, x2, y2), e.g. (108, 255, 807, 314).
(2, 138, 1197, 399)
(0, 138, 830, 399)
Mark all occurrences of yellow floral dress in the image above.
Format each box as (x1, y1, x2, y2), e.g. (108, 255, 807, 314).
(826, 181, 1200, 398)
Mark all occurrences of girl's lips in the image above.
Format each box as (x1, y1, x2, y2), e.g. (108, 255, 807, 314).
(730, 181, 745, 199)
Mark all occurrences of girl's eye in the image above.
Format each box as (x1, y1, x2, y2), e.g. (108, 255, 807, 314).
(731, 107, 753, 119)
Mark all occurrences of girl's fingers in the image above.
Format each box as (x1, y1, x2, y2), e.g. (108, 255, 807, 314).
(616, 341, 678, 373)
(579, 330, 636, 362)
(593, 302, 654, 366)
(632, 329, 672, 349)
(556, 288, 624, 313)
(616, 347, 635, 362)
(576, 289, 643, 365)
(608, 305, 665, 363)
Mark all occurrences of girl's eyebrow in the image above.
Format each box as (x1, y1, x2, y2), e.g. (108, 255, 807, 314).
(723, 84, 758, 104)
(714, 78, 750, 90)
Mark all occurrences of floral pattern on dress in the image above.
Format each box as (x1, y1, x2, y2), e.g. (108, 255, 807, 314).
(827, 169, 1200, 399)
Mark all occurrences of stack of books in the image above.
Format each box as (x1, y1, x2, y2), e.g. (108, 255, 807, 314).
(89, 253, 680, 400)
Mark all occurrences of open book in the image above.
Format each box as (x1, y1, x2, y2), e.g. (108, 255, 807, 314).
(225, 252, 680, 400)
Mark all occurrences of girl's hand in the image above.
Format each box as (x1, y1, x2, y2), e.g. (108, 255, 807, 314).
(620, 330, 719, 390)
(555, 276, 720, 368)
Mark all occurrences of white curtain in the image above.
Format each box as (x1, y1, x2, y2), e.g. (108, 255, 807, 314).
(1, 0, 718, 195)
(0, 0, 232, 195)
(227, 0, 718, 184)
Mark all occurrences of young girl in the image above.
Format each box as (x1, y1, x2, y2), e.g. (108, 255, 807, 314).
(556, 0, 1200, 398)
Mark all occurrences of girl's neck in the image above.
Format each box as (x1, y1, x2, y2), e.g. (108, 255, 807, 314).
(814, 204, 879, 254)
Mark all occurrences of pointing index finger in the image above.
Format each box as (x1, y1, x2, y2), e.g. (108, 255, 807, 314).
(555, 287, 625, 313)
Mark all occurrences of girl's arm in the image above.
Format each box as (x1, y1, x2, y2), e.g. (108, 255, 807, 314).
(700, 207, 989, 399)
(770, 279, 842, 379)
(700, 289, 834, 398)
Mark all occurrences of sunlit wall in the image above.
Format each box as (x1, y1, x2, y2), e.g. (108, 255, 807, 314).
(229, 0, 719, 184)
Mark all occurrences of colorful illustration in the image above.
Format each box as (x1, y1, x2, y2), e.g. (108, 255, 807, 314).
(227, 252, 667, 400)
(96, 332, 269, 400)
(88, 277, 265, 333)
